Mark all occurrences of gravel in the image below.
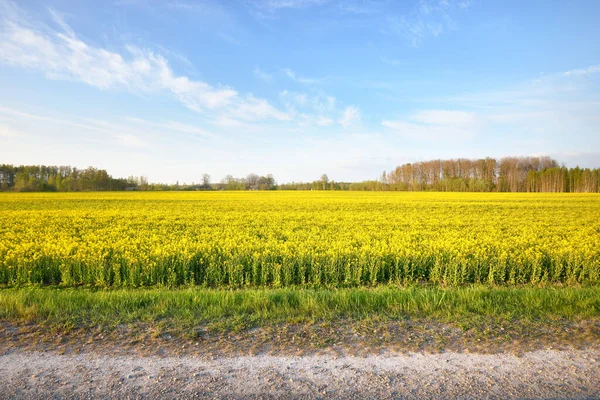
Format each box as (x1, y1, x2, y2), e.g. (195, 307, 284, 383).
(0, 348, 598, 399)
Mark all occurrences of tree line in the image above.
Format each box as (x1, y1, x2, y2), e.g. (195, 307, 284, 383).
(0, 164, 148, 192)
(1, 156, 599, 192)
(378, 156, 600, 193)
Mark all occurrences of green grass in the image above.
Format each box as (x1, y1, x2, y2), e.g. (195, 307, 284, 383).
(1, 286, 598, 333)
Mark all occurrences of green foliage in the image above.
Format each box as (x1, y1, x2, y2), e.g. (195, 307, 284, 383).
(1, 286, 598, 329)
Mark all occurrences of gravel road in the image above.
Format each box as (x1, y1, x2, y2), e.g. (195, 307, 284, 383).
(0, 348, 598, 399)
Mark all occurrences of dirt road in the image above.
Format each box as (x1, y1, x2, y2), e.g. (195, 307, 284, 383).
(1, 348, 598, 399)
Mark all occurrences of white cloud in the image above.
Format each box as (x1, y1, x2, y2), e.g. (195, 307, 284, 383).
(387, 16, 443, 47)
(0, 105, 155, 149)
(252, 0, 327, 12)
(253, 66, 273, 82)
(0, 3, 286, 122)
(563, 65, 600, 77)
(279, 90, 339, 127)
(282, 67, 322, 84)
(229, 95, 291, 121)
(211, 116, 247, 128)
(0, 19, 236, 108)
(338, 0, 383, 14)
(280, 90, 335, 114)
(161, 121, 214, 137)
(0, 124, 23, 137)
(411, 110, 477, 125)
(155, 44, 194, 69)
(125, 117, 218, 139)
(0, 105, 115, 134)
(114, 133, 148, 149)
(338, 105, 361, 128)
(386, 0, 469, 47)
(280, 90, 308, 109)
(168, 1, 210, 11)
(316, 95, 336, 113)
(47, 7, 75, 38)
(382, 110, 478, 141)
(380, 56, 403, 66)
(0, 105, 227, 151)
(316, 116, 334, 126)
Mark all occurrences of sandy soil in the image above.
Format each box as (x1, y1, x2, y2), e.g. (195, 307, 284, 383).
(0, 348, 598, 399)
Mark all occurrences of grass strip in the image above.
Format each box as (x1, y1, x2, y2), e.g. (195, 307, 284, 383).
(1, 286, 598, 332)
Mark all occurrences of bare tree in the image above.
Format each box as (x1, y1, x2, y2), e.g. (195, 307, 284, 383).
(320, 174, 329, 190)
(246, 173, 260, 190)
(202, 173, 211, 189)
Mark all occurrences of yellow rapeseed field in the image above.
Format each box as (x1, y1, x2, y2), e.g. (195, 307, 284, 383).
(0, 191, 598, 287)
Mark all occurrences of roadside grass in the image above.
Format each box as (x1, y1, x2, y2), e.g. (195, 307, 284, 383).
(1, 285, 598, 334)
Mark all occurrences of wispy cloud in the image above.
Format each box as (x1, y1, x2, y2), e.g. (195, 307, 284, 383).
(0, 103, 246, 152)
(0, 14, 235, 108)
(0, 105, 153, 149)
(0, 105, 118, 135)
(382, 110, 478, 141)
(155, 44, 194, 69)
(0, 2, 286, 122)
(380, 64, 600, 151)
(0, 124, 24, 137)
(131, 1, 241, 45)
(229, 95, 291, 121)
(252, 0, 328, 12)
(280, 90, 335, 112)
(114, 133, 149, 149)
(167, 1, 212, 11)
(532, 64, 600, 84)
(282, 67, 323, 84)
(380, 56, 404, 66)
(314, 94, 336, 113)
(411, 110, 477, 125)
(385, 0, 471, 47)
(563, 64, 600, 77)
(125, 116, 219, 139)
(279, 90, 338, 127)
(338, 0, 383, 15)
(253, 66, 273, 82)
(338, 105, 361, 128)
(443, 64, 600, 108)
(280, 90, 308, 108)
(316, 116, 334, 126)
(251, 0, 382, 16)
(47, 7, 75, 37)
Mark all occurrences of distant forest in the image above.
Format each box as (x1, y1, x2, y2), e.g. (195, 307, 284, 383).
(1, 156, 599, 193)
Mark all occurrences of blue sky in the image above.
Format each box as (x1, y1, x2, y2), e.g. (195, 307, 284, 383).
(1, 0, 599, 183)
